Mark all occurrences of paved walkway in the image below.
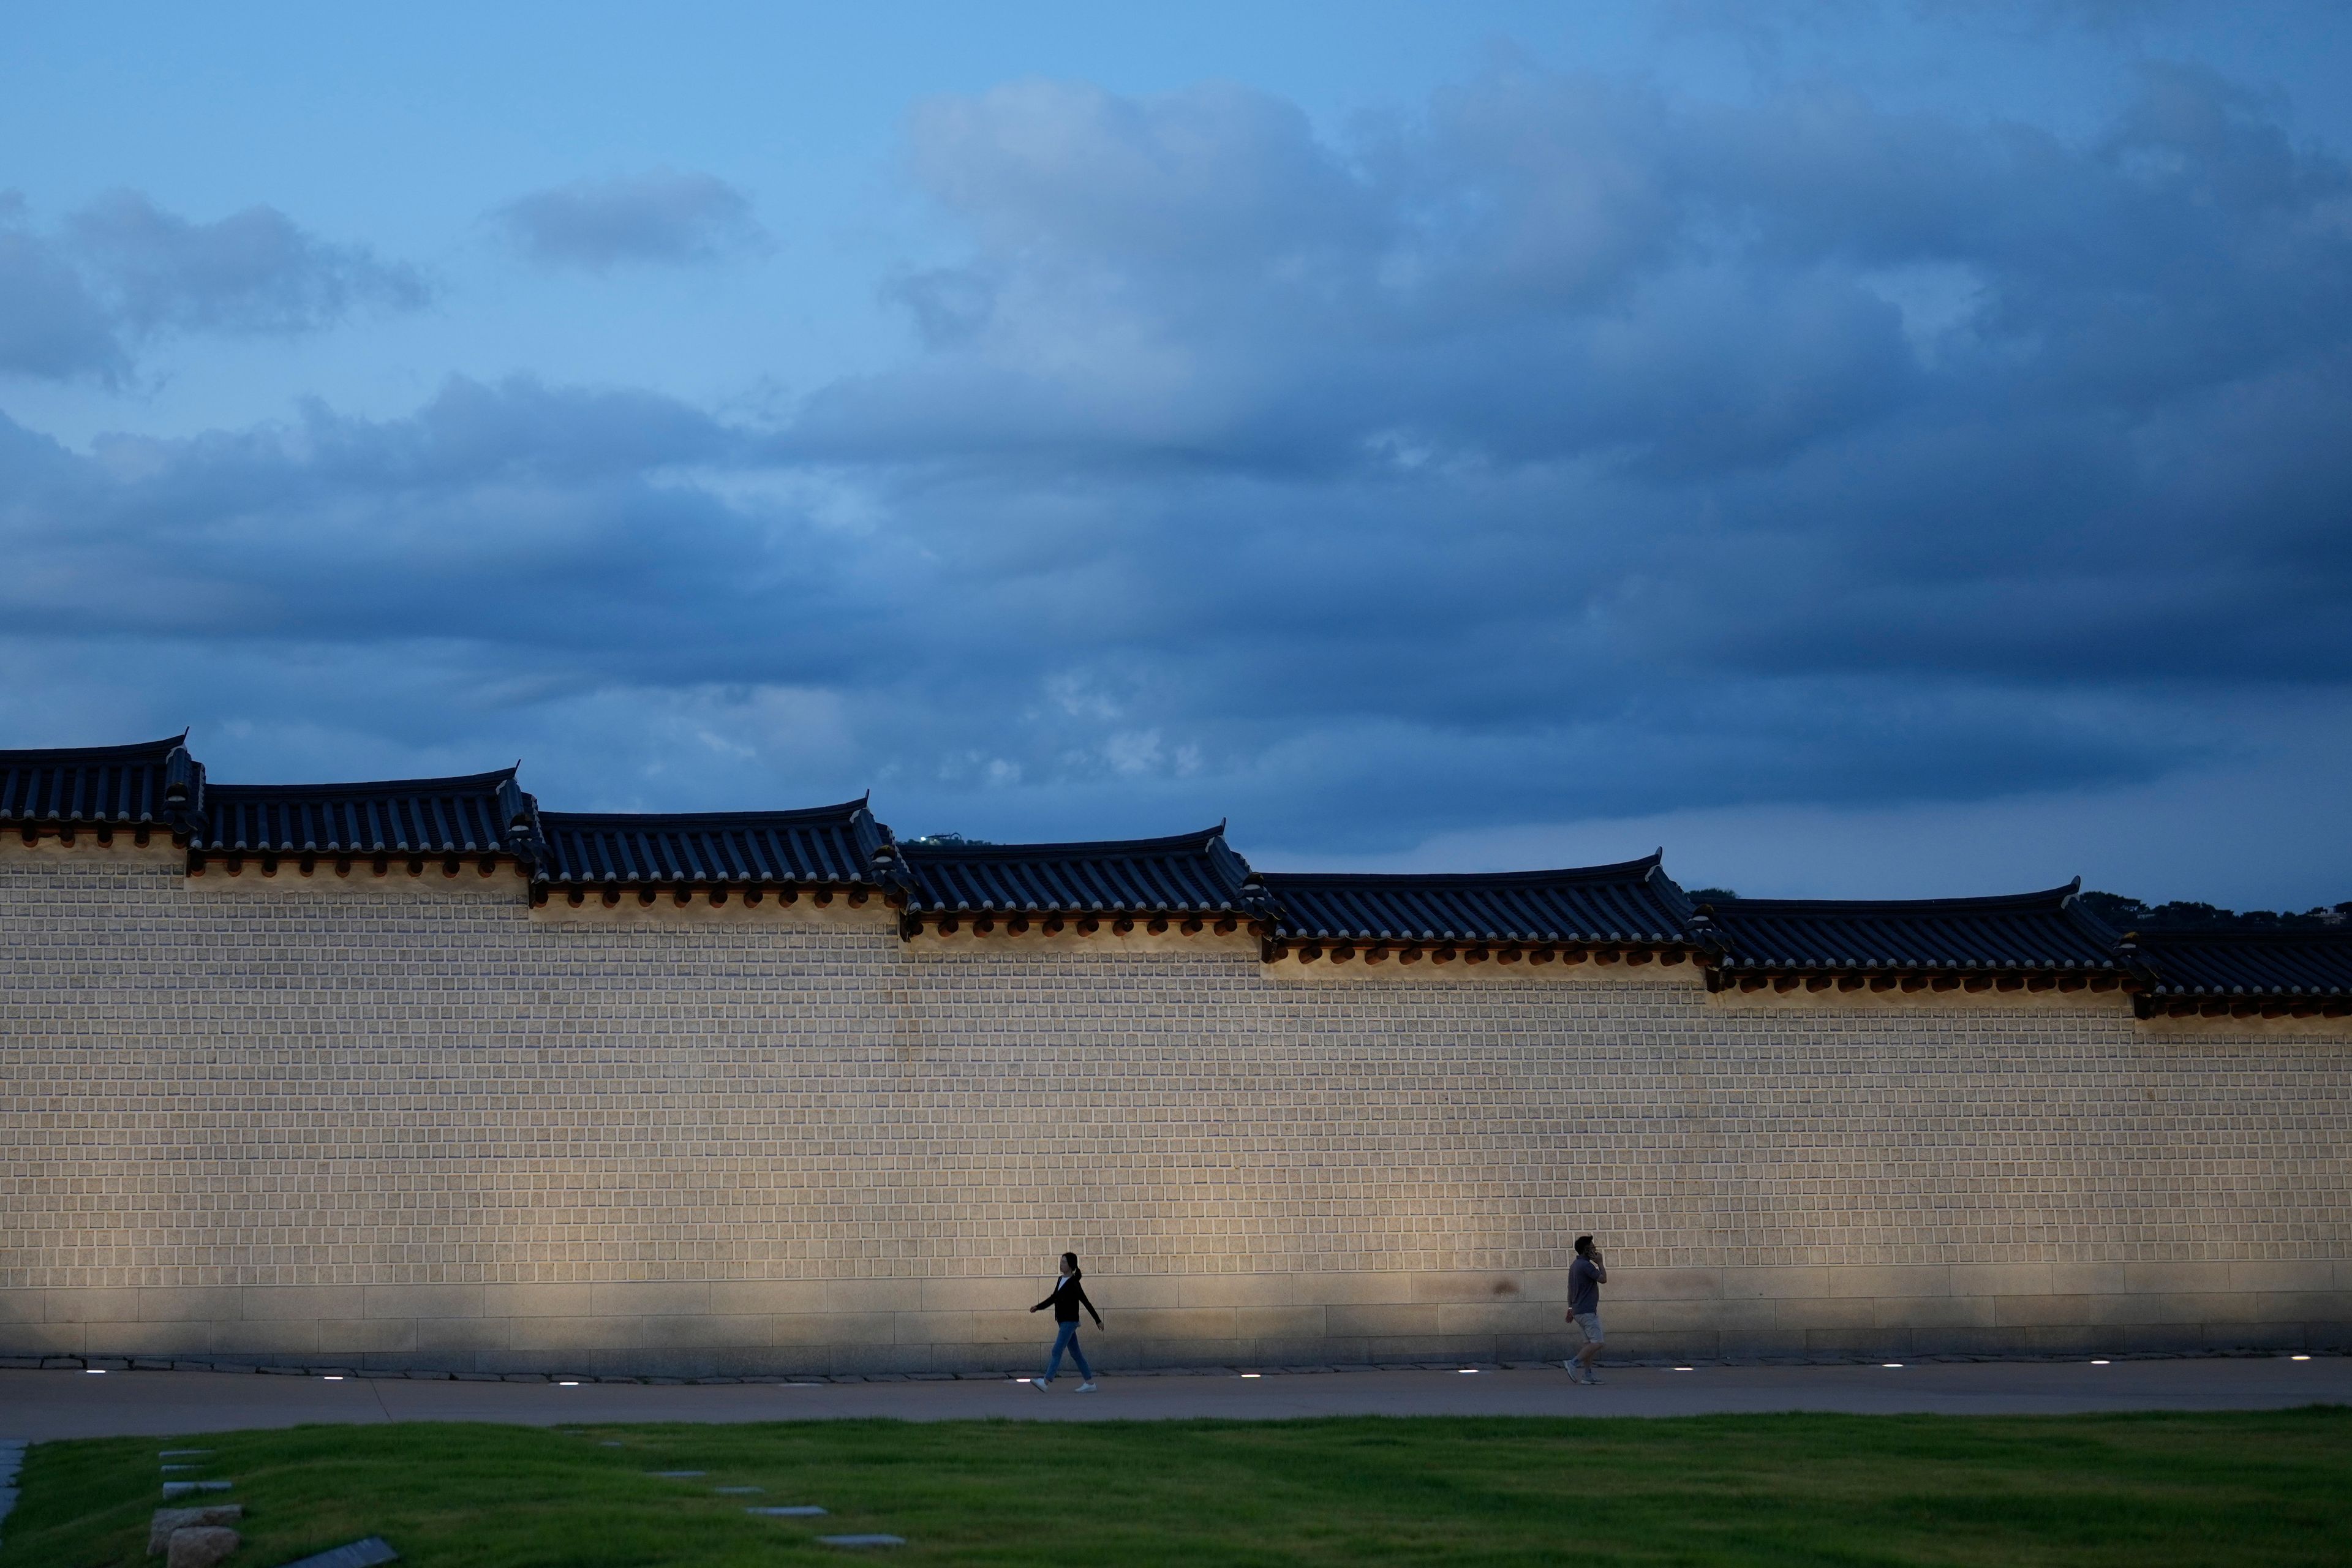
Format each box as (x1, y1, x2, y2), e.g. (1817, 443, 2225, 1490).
(3, 1357, 2343, 1441)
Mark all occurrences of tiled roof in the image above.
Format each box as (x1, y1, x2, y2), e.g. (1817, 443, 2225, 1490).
(535, 801, 891, 890)
(2130, 930, 2352, 1016)
(900, 826, 1261, 919)
(1697, 881, 2130, 984)
(192, 770, 532, 858)
(11, 732, 2346, 1024)
(0, 736, 195, 833)
(1264, 854, 1694, 948)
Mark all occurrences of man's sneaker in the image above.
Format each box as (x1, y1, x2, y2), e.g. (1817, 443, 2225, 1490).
(1028, 1377, 1049, 1391)
(1562, 1360, 1581, 1378)
(1076, 1381, 1098, 1393)
(1585, 1370, 1604, 1385)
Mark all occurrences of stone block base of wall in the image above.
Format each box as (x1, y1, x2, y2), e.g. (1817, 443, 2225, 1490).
(8, 1265, 2347, 1379)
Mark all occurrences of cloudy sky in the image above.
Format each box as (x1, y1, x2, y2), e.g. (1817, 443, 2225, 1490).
(4, 2, 2348, 903)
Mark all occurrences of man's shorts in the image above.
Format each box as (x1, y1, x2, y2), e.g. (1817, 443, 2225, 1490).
(1572, 1310, 1605, 1346)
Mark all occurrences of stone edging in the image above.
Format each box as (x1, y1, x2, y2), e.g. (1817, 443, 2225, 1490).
(3, 1347, 2334, 1385)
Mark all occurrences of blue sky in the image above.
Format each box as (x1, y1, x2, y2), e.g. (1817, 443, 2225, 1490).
(4, 2, 2349, 905)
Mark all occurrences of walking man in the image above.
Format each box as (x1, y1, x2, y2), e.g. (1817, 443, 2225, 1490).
(1029, 1251, 1104, 1392)
(1565, 1234, 1607, 1384)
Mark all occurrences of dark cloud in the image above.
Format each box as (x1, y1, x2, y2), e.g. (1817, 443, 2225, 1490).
(491, 170, 767, 271)
(66, 190, 428, 337)
(0, 190, 426, 383)
(0, 195, 124, 380)
(791, 63, 2352, 689)
(1, 58, 2348, 889)
(804, 64, 2352, 477)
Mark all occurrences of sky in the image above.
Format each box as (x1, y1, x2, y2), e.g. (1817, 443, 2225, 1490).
(3, 1, 2348, 905)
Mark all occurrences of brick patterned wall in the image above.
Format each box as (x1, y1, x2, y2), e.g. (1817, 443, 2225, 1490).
(3, 844, 2347, 1373)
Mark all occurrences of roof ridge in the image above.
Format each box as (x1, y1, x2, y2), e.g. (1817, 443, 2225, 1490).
(1706, 882, 2083, 914)
(0, 734, 188, 762)
(2131, 926, 2352, 943)
(206, 768, 519, 796)
(540, 800, 873, 826)
(1263, 853, 1664, 887)
(900, 826, 1228, 858)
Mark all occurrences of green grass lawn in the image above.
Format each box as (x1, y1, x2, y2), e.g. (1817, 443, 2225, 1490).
(4, 1410, 2347, 1567)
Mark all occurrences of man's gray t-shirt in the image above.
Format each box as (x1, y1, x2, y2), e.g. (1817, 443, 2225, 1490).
(1569, 1256, 1601, 1316)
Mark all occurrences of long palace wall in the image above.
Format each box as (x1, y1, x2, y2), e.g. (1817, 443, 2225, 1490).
(4, 838, 2348, 1375)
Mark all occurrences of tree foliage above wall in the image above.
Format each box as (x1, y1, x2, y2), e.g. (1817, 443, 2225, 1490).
(2079, 891, 2351, 932)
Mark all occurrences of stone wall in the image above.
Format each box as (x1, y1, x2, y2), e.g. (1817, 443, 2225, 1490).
(3, 840, 2346, 1374)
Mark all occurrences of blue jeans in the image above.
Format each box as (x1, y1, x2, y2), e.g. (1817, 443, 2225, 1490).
(1046, 1319, 1093, 1381)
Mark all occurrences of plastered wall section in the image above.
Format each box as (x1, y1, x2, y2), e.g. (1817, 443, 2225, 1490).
(2, 843, 2347, 1375)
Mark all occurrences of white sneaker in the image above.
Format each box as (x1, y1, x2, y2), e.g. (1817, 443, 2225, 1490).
(1076, 1381, 1098, 1393)
(1028, 1377, 1049, 1391)
(1586, 1370, 1604, 1385)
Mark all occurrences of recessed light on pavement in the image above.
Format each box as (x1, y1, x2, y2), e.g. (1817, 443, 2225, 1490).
(85, 1368, 106, 1374)
(1881, 1362, 1904, 1368)
(2090, 1359, 2109, 1366)
(2292, 1354, 2312, 1362)
(1673, 1366, 1694, 1372)
(323, 1374, 344, 1381)
(1239, 1372, 1262, 1379)
(559, 1379, 581, 1386)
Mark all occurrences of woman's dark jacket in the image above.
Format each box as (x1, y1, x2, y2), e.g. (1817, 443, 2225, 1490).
(1032, 1274, 1102, 1327)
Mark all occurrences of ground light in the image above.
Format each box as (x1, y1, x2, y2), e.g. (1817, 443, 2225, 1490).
(2293, 1355, 2312, 1362)
(559, 1379, 581, 1386)
(84, 1368, 105, 1374)
(1240, 1373, 1262, 1379)
(1882, 1363, 1904, 1368)
(1673, 1366, 1694, 1371)
(1457, 1368, 1479, 1374)
(2091, 1359, 2110, 1366)
(323, 1374, 344, 1381)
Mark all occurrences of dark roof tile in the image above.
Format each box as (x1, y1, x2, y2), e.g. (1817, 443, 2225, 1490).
(2133, 930, 2352, 1001)
(902, 826, 1258, 917)
(1265, 854, 1692, 945)
(1698, 881, 2123, 973)
(0, 736, 192, 829)
(536, 801, 889, 888)
(195, 770, 529, 857)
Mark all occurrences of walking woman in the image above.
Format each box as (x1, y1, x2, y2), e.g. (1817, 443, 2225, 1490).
(1028, 1251, 1103, 1392)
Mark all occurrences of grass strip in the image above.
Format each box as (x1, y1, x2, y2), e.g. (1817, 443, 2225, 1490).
(2, 1409, 2346, 1566)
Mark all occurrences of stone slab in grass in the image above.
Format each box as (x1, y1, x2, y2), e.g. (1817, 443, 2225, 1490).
(712, 1485, 763, 1494)
(162, 1481, 233, 1498)
(648, 1469, 706, 1477)
(272, 1535, 400, 1568)
(747, 1505, 827, 1517)
(165, 1524, 241, 1568)
(159, 1450, 213, 1458)
(149, 1505, 243, 1554)
(818, 1535, 906, 1549)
